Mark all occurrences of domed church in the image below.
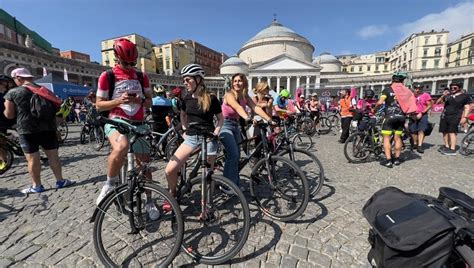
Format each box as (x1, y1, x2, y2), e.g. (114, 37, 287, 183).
(221, 19, 330, 96)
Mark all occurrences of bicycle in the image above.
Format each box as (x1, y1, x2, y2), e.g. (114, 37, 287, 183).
(80, 112, 106, 151)
(56, 117, 68, 144)
(344, 114, 384, 163)
(212, 120, 309, 222)
(0, 130, 24, 175)
(90, 117, 184, 267)
(146, 114, 183, 161)
(273, 114, 325, 197)
(459, 115, 474, 156)
(285, 113, 314, 150)
(174, 123, 250, 264)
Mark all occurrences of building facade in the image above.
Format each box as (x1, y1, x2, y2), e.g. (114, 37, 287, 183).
(192, 41, 226, 76)
(389, 30, 449, 72)
(155, 39, 195, 76)
(60, 50, 91, 63)
(340, 51, 390, 75)
(101, 33, 156, 74)
(446, 33, 474, 67)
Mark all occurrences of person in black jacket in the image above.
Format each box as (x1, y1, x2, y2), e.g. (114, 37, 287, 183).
(0, 75, 16, 172)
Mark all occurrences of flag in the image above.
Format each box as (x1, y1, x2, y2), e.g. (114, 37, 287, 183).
(42, 67, 47, 77)
(63, 67, 68, 81)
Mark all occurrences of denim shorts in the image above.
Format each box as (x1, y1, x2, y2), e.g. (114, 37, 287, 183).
(183, 135, 219, 155)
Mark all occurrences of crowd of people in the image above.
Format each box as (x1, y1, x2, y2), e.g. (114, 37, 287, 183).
(1, 38, 473, 204)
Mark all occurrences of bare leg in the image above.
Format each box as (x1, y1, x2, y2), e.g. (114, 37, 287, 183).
(165, 143, 194, 197)
(383, 135, 392, 160)
(107, 131, 129, 177)
(24, 152, 42, 187)
(417, 131, 425, 147)
(443, 133, 449, 148)
(448, 133, 457, 150)
(42, 148, 63, 180)
(393, 135, 403, 158)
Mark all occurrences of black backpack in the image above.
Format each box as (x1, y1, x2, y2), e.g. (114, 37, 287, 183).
(100, 69, 145, 117)
(363, 187, 473, 268)
(25, 85, 62, 120)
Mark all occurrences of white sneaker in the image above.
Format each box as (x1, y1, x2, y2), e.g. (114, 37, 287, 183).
(96, 183, 114, 205)
(145, 203, 161, 221)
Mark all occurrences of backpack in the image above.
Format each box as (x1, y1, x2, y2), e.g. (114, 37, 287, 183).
(25, 85, 62, 120)
(363, 187, 472, 268)
(391, 83, 417, 114)
(100, 69, 145, 117)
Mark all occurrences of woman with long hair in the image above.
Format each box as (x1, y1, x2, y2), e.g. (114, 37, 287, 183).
(165, 64, 224, 198)
(219, 73, 273, 189)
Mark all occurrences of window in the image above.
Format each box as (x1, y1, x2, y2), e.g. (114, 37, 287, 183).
(409, 49, 413, 59)
(422, 60, 427, 69)
(359, 66, 362, 72)
(435, 47, 441, 57)
(424, 36, 430, 45)
(437, 35, 442, 44)
(403, 53, 406, 61)
(447, 47, 451, 55)
(367, 65, 371, 71)
(424, 48, 428, 57)
(376, 65, 379, 71)
(458, 43, 462, 50)
(350, 67, 354, 72)
(434, 59, 440, 68)
(0, 24, 4, 35)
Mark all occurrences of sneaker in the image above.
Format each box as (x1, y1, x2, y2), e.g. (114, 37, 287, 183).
(96, 183, 115, 205)
(441, 148, 457, 156)
(381, 159, 393, 168)
(162, 201, 172, 213)
(417, 147, 424, 154)
(145, 203, 161, 221)
(438, 146, 448, 153)
(393, 158, 402, 166)
(21, 185, 45, 194)
(56, 179, 76, 189)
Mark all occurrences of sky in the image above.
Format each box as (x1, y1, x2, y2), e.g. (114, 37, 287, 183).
(1, 0, 473, 62)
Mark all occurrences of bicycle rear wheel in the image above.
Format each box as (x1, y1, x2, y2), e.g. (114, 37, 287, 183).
(57, 121, 68, 143)
(317, 117, 332, 134)
(291, 133, 313, 150)
(89, 126, 105, 151)
(92, 182, 183, 267)
(299, 118, 316, 136)
(249, 155, 309, 222)
(344, 132, 373, 163)
(179, 175, 250, 264)
(277, 148, 325, 197)
(328, 115, 341, 131)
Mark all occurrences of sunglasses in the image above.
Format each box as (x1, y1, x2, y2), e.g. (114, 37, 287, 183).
(121, 61, 136, 66)
(183, 77, 194, 83)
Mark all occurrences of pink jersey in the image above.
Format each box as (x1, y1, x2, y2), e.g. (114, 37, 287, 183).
(357, 99, 377, 117)
(97, 65, 151, 121)
(415, 92, 432, 114)
(222, 96, 247, 120)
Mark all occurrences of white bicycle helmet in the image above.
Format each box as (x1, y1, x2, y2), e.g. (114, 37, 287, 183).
(181, 63, 205, 78)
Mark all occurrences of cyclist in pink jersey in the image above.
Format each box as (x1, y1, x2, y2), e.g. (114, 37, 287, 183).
(95, 39, 159, 219)
(220, 73, 273, 189)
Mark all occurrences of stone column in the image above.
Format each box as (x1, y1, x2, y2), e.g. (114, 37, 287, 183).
(315, 75, 321, 88)
(431, 80, 437, 95)
(447, 79, 452, 87)
(306, 76, 310, 89)
(463, 77, 469, 91)
(286, 76, 291, 91)
(248, 76, 252, 91)
(267, 77, 271, 88)
(296, 76, 301, 88)
(359, 86, 364, 99)
(276, 77, 281, 93)
(257, 76, 262, 83)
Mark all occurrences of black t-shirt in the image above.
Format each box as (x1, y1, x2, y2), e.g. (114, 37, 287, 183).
(0, 91, 16, 130)
(4, 84, 57, 134)
(381, 87, 403, 116)
(443, 93, 472, 117)
(182, 93, 221, 135)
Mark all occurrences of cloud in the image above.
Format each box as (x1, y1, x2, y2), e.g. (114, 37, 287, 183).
(398, 2, 474, 42)
(356, 25, 389, 39)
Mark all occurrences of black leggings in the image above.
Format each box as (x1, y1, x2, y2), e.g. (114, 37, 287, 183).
(340, 117, 353, 142)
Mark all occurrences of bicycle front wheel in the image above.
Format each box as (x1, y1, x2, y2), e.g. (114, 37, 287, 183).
(92, 182, 183, 267)
(344, 132, 373, 163)
(57, 121, 68, 143)
(317, 117, 332, 134)
(328, 115, 341, 131)
(89, 126, 105, 151)
(0, 144, 14, 175)
(459, 131, 474, 156)
(179, 175, 250, 265)
(250, 155, 309, 222)
(277, 148, 325, 197)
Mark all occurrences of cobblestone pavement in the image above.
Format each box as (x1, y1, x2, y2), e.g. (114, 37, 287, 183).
(1, 116, 472, 267)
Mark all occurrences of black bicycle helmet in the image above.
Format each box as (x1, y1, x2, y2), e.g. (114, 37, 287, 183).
(412, 82, 423, 89)
(364, 89, 375, 98)
(0, 75, 14, 89)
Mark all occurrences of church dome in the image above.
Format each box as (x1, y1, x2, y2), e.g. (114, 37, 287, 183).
(220, 55, 249, 75)
(238, 19, 315, 65)
(313, 52, 341, 72)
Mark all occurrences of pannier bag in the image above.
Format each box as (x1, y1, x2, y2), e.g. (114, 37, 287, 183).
(362, 187, 455, 268)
